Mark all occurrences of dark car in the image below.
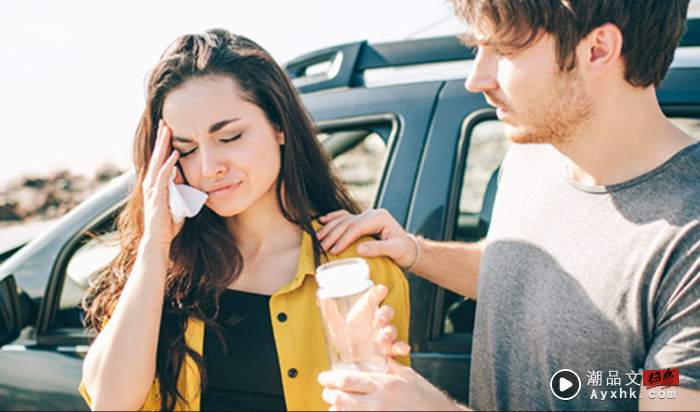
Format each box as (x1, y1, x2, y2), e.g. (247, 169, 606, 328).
(1, 20, 700, 410)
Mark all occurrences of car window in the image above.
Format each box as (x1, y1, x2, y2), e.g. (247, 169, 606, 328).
(322, 131, 388, 210)
(60, 232, 119, 312)
(454, 120, 511, 243)
(319, 117, 396, 210)
(55, 230, 118, 330)
(441, 119, 510, 339)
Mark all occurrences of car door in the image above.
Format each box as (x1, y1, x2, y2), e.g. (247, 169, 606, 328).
(0, 177, 128, 411)
(404, 79, 500, 404)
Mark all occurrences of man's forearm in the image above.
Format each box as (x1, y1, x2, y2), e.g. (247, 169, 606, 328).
(409, 237, 483, 301)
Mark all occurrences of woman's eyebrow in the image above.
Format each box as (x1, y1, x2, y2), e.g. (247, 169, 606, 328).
(173, 136, 193, 144)
(172, 118, 242, 143)
(209, 118, 241, 134)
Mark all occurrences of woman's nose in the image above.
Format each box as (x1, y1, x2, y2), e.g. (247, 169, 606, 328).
(465, 47, 499, 93)
(200, 146, 228, 179)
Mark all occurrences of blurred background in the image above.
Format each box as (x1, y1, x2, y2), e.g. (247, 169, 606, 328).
(0, 0, 462, 228)
(1, 0, 700, 230)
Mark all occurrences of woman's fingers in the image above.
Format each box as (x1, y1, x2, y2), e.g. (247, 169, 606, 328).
(145, 120, 172, 189)
(379, 325, 398, 346)
(144, 125, 160, 189)
(391, 341, 412, 357)
(375, 304, 394, 328)
(140, 121, 183, 246)
(156, 151, 180, 192)
(371, 285, 390, 307)
(153, 152, 180, 206)
(153, 121, 172, 169)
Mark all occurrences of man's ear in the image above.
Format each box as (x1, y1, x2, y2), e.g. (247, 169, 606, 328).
(580, 23, 623, 76)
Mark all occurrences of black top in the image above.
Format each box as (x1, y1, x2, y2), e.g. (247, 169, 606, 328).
(200, 289, 286, 412)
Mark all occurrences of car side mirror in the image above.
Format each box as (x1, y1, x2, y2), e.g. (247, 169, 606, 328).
(0, 275, 22, 347)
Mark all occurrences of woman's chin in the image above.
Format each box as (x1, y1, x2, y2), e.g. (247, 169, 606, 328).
(206, 201, 247, 218)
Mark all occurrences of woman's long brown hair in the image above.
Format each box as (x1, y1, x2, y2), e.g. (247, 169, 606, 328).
(82, 28, 361, 411)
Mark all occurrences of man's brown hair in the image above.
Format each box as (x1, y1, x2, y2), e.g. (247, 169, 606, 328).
(452, 0, 691, 88)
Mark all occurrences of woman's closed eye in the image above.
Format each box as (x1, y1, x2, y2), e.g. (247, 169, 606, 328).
(221, 133, 242, 143)
(177, 134, 242, 158)
(178, 147, 198, 158)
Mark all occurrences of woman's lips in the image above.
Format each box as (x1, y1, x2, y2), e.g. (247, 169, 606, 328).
(207, 182, 241, 199)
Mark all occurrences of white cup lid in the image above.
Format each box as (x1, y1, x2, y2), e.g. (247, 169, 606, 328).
(316, 258, 372, 298)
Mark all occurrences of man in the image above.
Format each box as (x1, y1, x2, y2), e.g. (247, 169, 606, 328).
(315, 0, 700, 410)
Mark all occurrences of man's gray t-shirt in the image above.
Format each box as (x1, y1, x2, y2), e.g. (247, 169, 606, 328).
(471, 143, 700, 411)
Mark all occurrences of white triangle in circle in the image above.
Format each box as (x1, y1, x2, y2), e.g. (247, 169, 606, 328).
(560, 378, 573, 392)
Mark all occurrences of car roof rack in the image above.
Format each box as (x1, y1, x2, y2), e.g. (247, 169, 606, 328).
(285, 36, 474, 94)
(286, 18, 700, 94)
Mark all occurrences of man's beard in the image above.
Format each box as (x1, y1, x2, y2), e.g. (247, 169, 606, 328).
(498, 69, 594, 146)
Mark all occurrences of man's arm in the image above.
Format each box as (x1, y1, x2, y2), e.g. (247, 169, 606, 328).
(640, 386, 700, 411)
(317, 209, 483, 300)
(410, 237, 482, 301)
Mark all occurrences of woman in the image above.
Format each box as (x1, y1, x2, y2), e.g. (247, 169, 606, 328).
(79, 29, 410, 411)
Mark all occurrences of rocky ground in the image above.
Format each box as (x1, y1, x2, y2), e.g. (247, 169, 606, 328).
(0, 164, 124, 228)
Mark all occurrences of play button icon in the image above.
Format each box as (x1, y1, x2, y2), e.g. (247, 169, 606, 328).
(550, 370, 581, 401)
(560, 378, 573, 392)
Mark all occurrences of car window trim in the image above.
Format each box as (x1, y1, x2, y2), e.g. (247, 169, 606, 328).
(317, 113, 401, 208)
(428, 109, 496, 354)
(36, 197, 126, 343)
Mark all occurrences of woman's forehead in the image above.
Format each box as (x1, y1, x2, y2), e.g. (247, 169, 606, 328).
(163, 76, 256, 136)
(165, 75, 244, 111)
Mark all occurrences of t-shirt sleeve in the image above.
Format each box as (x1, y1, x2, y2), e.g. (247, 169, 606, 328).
(644, 233, 700, 390)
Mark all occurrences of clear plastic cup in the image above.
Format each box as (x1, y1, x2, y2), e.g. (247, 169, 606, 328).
(316, 258, 388, 373)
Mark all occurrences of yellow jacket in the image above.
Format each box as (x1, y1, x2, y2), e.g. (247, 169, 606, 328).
(80, 226, 411, 411)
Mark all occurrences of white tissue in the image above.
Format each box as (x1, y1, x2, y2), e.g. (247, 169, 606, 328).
(168, 170, 209, 224)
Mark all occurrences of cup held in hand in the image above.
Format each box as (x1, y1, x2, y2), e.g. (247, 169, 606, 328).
(316, 258, 388, 373)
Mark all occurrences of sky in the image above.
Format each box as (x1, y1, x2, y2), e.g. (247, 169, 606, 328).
(0, 0, 461, 189)
(2, 1, 700, 190)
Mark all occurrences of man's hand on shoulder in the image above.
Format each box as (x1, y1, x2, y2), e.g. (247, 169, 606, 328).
(317, 209, 417, 269)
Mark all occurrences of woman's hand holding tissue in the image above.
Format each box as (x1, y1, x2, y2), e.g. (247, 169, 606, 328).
(141, 120, 200, 248)
(168, 168, 209, 225)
